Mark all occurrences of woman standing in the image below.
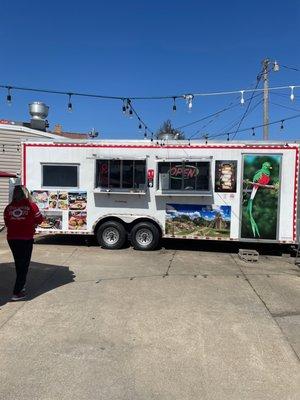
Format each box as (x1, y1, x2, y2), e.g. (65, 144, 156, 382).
(4, 185, 43, 301)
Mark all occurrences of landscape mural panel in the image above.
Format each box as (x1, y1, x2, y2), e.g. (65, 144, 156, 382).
(166, 204, 231, 238)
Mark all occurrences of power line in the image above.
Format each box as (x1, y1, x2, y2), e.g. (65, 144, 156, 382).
(270, 101, 300, 113)
(203, 113, 300, 140)
(281, 64, 300, 73)
(231, 73, 263, 140)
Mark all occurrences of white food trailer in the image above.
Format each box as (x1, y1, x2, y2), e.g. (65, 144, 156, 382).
(22, 140, 299, 250)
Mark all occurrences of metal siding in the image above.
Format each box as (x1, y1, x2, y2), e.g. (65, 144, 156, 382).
(0, 127, 59, 225)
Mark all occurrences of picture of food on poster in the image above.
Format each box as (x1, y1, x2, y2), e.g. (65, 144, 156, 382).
(241, 154, 281, 240)
(68, 191, 87, 210)
(38, 211, 63, 230)
(166, 204, 231, 237)
(69, 211, 87, 230)
(57, 191, 68, 210)
(31, 190, 49, 210)
(215, 161, 237, 192)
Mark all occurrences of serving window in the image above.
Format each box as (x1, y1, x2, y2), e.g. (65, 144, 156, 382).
(42, 164, 79, 188)
(157, 161, 210, 191)
(96, 159, 146, 190)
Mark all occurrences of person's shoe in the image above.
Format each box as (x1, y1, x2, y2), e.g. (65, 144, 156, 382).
(11, 292, 27, 301)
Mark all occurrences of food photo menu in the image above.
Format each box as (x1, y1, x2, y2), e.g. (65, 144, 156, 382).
(31, 190, 87, 231)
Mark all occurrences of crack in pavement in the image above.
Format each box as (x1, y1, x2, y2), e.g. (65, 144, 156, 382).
(163, 250, 177, 277)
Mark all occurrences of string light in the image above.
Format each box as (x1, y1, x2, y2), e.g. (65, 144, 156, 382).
(122, 99, 126, 114)
(6, 87, 12, 105)
(240, 90, 245, 105)
(144, 128, 147, 139)
(273, 61, 280, 72)
(227, 133, 230, 141)
(67, 93, 73, 112)
(280, 120, 284, 129)
(185, 94, 194, 112)
(290, 86, 295, 101)
(252, 127, 255, 136)
(138, 123, 142, 131)
(172, 97, 177, 112)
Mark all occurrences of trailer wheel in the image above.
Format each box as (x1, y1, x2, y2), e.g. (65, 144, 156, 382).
(97, 221, 127, 249)
(130, 222, 160, 251)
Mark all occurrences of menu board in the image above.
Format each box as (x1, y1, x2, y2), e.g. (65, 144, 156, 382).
(31, 190, 88, 231)
(214, 161, 237, 193)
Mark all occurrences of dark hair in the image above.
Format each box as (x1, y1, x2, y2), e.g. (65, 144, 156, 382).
(12, 185, 28, 202)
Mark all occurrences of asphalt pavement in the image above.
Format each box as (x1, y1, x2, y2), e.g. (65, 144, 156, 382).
(0, 231, 299, 400)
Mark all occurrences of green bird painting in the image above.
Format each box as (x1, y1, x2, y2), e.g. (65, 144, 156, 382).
(247, 161, 272, 237)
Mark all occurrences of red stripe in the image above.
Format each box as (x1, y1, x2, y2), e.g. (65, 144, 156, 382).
(293, 147, 299, 241)
(22, 144, 27, 186)
(23, 143, 298, 150)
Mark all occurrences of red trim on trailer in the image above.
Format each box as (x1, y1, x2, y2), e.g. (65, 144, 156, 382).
(22, 144, 27, 186)
(23, 143, 298, 150)
(293, 147, 299, 241)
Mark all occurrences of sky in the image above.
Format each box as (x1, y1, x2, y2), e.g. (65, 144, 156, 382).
(0, 1, 300, 141)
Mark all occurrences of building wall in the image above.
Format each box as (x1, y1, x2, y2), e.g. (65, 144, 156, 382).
(0, 126, 63, 225)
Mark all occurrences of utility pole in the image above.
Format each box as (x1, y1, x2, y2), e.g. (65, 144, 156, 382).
(262, 58, 270, 140)
(261, 58, 279, 140)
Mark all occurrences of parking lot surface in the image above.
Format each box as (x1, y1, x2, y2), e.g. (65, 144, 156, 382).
(0, 231, 300, 400)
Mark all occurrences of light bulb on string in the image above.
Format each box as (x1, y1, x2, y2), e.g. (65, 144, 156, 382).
(290, 86, 295, 101)
(280, 120, 284, 130)
(6, 87, 12, 105)
(240, 90, 245, 105)
(252, 127, 255, 136)
(227, 133, 230, 142)
(122, 99, 126, 114)
(185, 94, 194, 112)
(144, 128, 148, 139)
(172, 97, 177, 112)
(129, 108, 133, 118)
(273, 61, 280, 72)
(138, 122, 142, 132)
(67, 94, 73, 112)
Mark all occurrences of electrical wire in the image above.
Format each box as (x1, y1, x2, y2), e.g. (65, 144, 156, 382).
(270, 102, 300, 113)
(203, 113, 300, 140)
(281, 64, 300, 73)
(1, 82, 300, 101)
(230, 73, 262, 140)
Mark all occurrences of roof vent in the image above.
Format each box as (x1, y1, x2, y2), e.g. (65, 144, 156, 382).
(29, 102, 49, 120)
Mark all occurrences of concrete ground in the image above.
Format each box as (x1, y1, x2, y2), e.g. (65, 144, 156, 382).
(0, 231, 299, 400)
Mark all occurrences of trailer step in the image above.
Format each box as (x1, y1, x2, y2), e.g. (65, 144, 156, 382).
(238, 249, 259, 263)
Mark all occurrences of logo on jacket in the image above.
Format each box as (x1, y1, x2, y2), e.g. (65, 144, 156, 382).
(12, 208, 23, 218)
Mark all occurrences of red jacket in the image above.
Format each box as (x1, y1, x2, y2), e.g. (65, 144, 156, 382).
(4, 199, 43, 240)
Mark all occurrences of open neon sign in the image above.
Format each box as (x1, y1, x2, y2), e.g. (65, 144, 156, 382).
(169, 165, 199, 180)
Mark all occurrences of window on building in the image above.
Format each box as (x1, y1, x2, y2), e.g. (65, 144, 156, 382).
(42, 164, 79, 188)
(96, 159, 146, 190)
(157, 161, 210, 191)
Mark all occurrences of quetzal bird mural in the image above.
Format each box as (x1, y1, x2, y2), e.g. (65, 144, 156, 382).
(247, 161, 272, 237)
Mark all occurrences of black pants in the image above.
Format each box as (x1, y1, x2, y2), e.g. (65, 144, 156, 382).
(8, 239, 33, 294)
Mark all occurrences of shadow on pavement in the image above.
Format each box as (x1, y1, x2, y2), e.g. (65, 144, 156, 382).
(34, 233, 294, 256)
(0, 261, 75, 307)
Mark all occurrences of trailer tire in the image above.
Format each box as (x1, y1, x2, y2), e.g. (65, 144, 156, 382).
(96, 221, 127, 249)
(130, 222, 160, 251)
